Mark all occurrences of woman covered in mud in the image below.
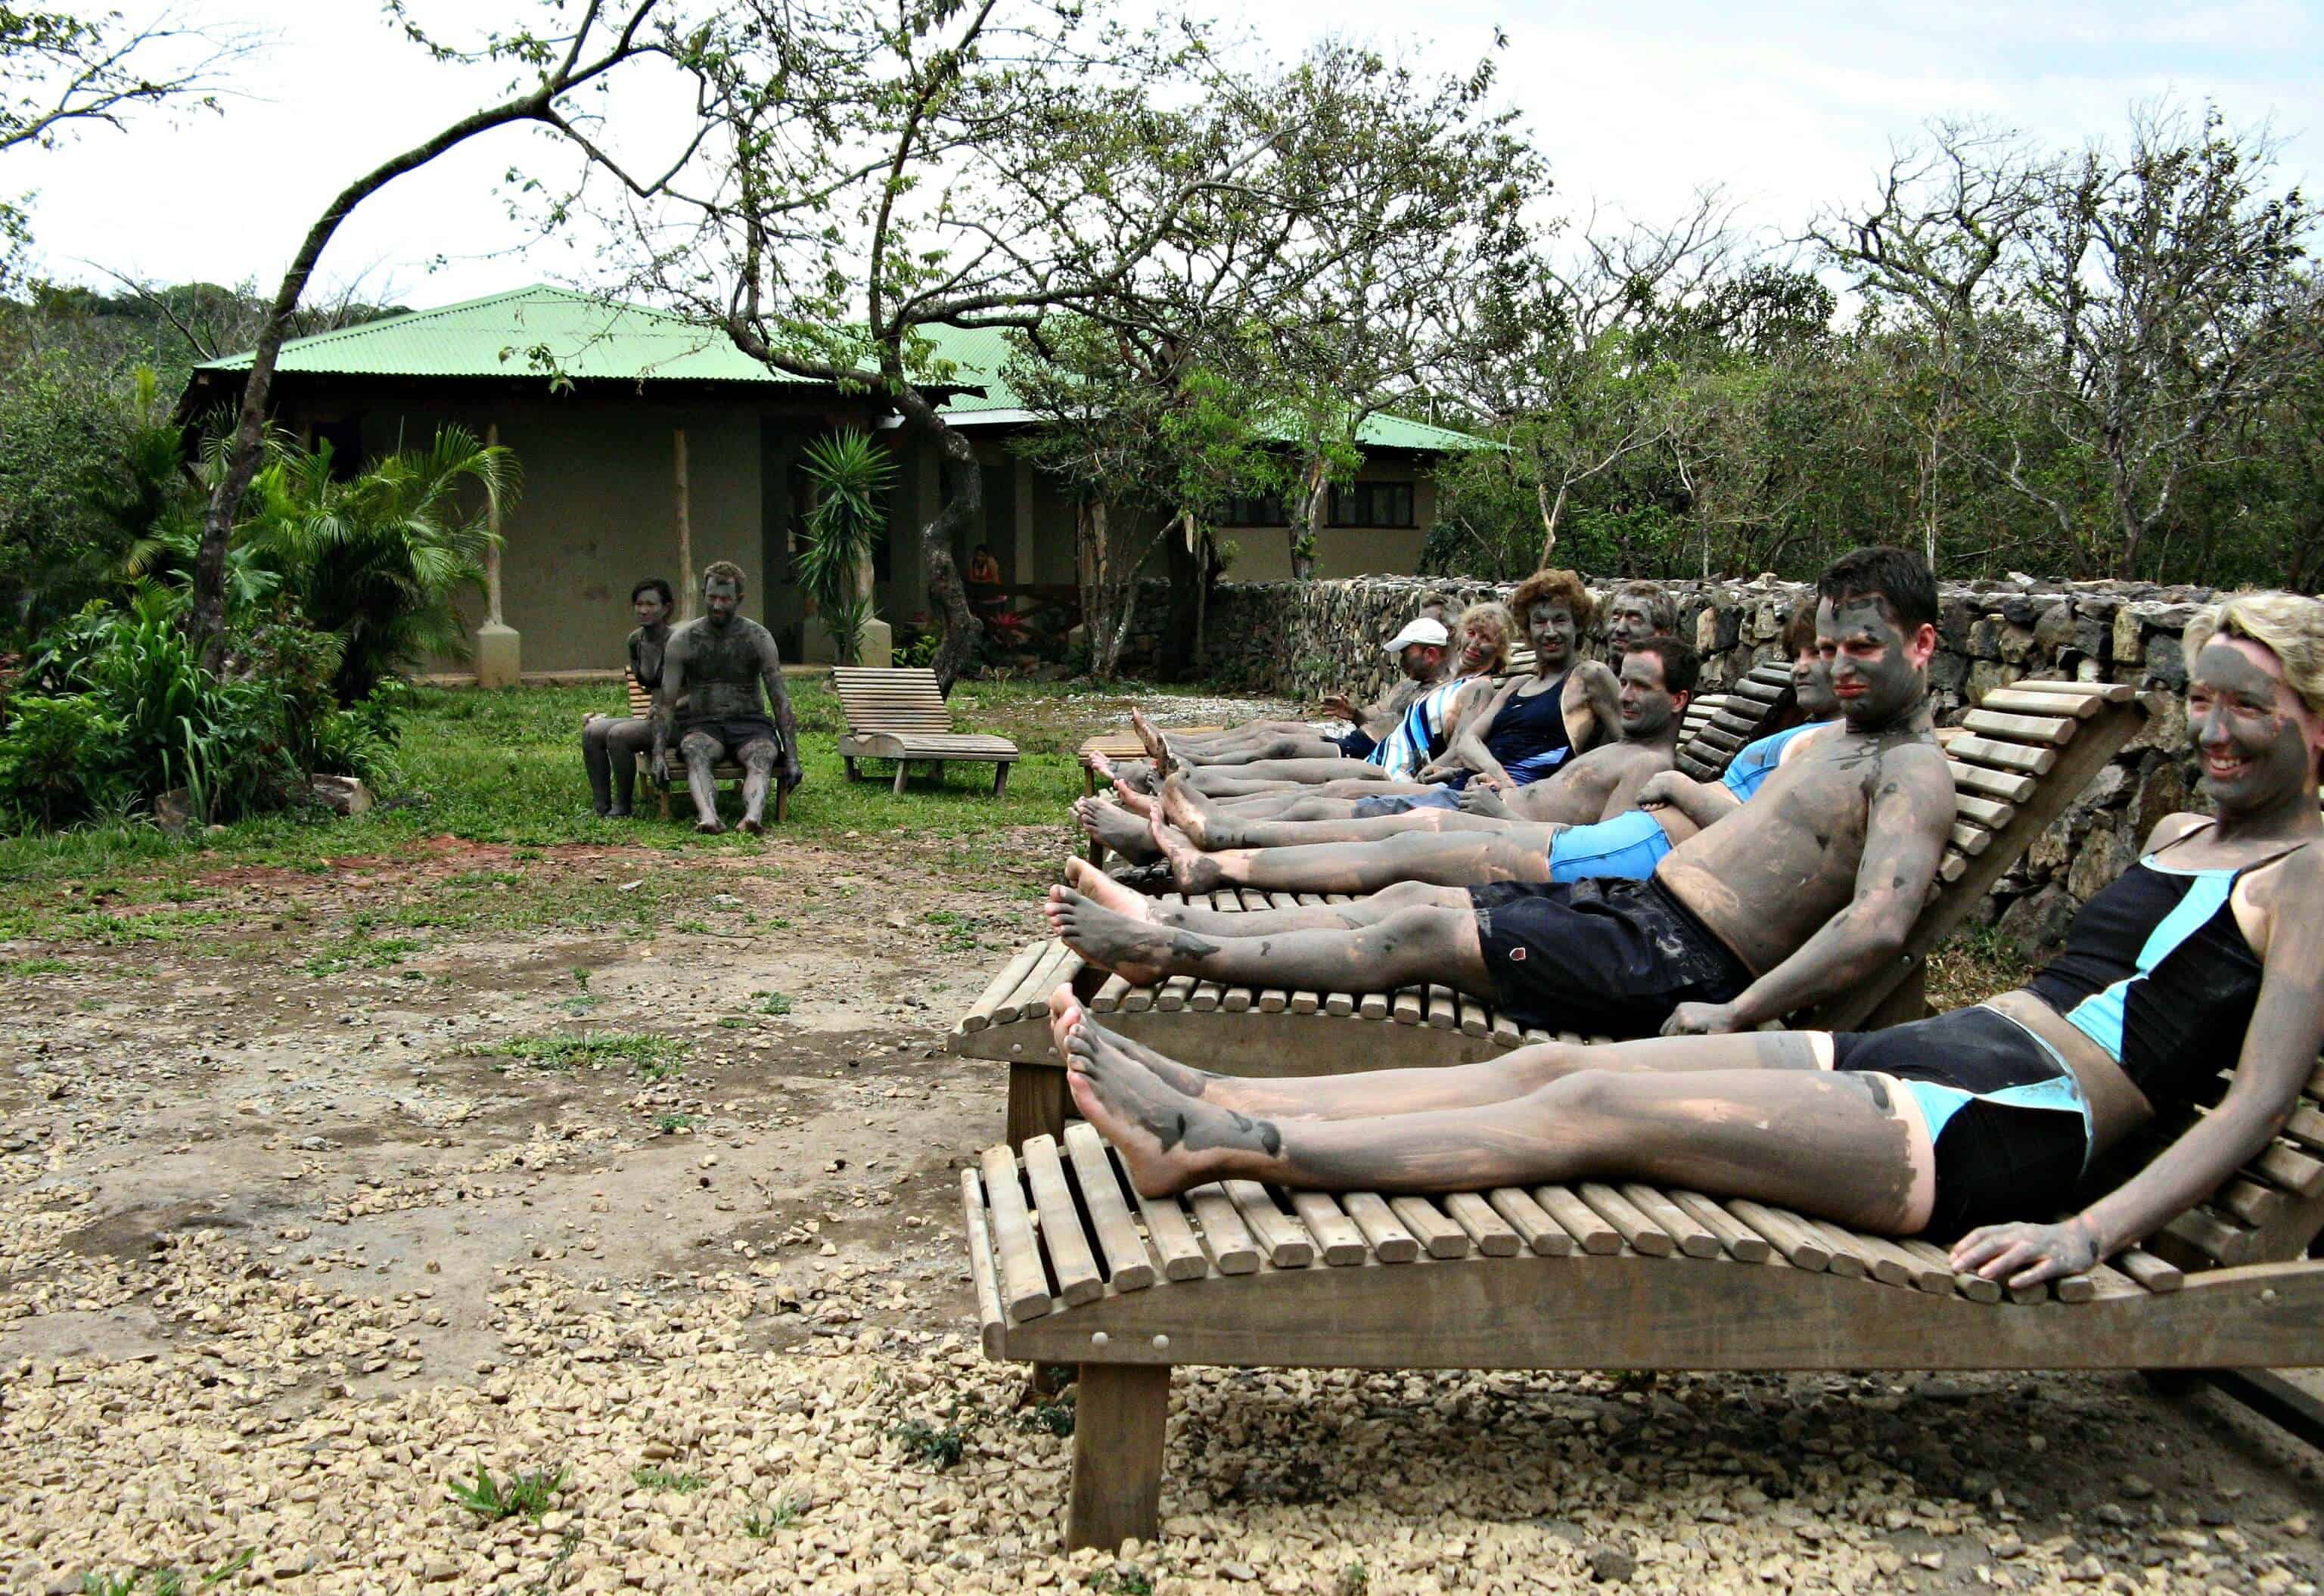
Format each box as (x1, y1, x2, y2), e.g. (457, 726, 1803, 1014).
(1055, 592, 2324, 1287)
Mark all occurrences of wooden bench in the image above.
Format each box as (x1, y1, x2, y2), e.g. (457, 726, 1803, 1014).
(607, 673, 788, 825)
(957, 679, 2151, 1144)
(1674, 659, 1799, 781)
(834, 666, 1018, 795)
(962, 1036, 2324, 1549)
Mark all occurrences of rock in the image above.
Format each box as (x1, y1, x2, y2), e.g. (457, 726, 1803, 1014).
(1586, 1542, 1637, 1582)
(154, 787, 196, 835)
(2118, 1472, 2157, 1500)
(309, 775, 373, 816)
(1997, 883, 2077, 964)
(1218, 1560, 1258, 1582)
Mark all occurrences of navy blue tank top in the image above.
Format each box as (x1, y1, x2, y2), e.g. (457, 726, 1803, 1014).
(2026, 828, 2307, 1110)
(1489, 670, 1575, 785)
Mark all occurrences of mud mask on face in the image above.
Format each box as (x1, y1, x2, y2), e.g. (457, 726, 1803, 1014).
(1822, 598, 1919, 727)
(1530, 604, 1575, 667)
(1793, 654, 1838, 718)
(2191, 643, 2314, 808)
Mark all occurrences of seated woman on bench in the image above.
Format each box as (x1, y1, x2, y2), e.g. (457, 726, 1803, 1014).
(1056, 591, 2324, 1288)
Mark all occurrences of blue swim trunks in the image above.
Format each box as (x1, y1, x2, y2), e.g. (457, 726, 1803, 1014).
(1546, 809, 1672, 883)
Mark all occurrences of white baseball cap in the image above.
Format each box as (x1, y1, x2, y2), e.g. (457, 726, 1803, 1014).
(1381, 617, 1451, 651)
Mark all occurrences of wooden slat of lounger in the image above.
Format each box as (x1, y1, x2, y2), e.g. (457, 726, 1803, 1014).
(1951, 762, 2038, 803)
(1457, 997, 1491, 1038)
(1358, 991, 1390, 1021)
(1389, 1196, 1471, 1259)
(2166, 1202, 2259, 1268)
(2115, 1247, 2183, 1293)
(1288, 1192, 1370, 1265)
(2007, 678, 2139, 702)
(1155, 976, 1196, 1011)
(1325, 990, 1356, 1017)
(1189, 981, 1223, 1012)
(1731, 681, 1786, 705)
(976, 1145, 1055, 1322)
(1948, 733, 2058, 776)
(1981, 686, 2107, 719)
(1223, 1180, 1315, 1268)
(1709, 710, 1765, 739)
(1003, 941, 1076, 1023)
(1667, 1191, 1773, 1264)
(1801, 1219, 1874, 1280)
(1578, 1183, 1674, 1257)
(1961, 708, 2077, 747)
(1853, 1230, 1956, 1294)
(2082, 1263, 2147, 1301)
(1061, 1124, 1155, 1292)
(1813, 1223, 1914, 1289)
(1490, 1013, 1523, 1049)
(1425, 986, 1459, 1029)
(962, 942, 1046, 1032)
(1122, 983, 1156, 1014)
(1257, 987, 1289, 1014)
(2052, 1272, 2099, 1305)
(1523, 1029, 1555, 1046)
(1125, 1178, 1210, 1282)
(1183, 1185, 1262, 1275)
(1950, 821, 1995, 856)
(1089, 973, 1132, 1014)
(1902, 1238, 2004, 1303)
(1691, 725, 1747, 756)
(1021, 1136, 1105, 1307)
(1487, 1187, 1577, 1256)
(1443, 1191, 1523, 1256)
(962, 1169, 1007, 1355)
(2217, 1176, 2299, 1232)
(1956, 791, 2016, 831)
(1221, 983, 1254, 1014)
(1620, 1185, 1720, 1259)
(1390, 988, 1425, 1025)
(1289, 989, 1323, 1015)
(1534, 1185, 1622, 1254)
(1341, 1192, 1421, 1262)
(1726, 1200, 1833, 1272)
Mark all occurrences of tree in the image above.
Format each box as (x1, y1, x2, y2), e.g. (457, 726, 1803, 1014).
(795, 428, 895, 667)
(181, 0, 667, 669)
(1, 5, 253, 289)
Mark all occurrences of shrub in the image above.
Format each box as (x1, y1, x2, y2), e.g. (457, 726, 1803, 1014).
(0, 694, 129, 826)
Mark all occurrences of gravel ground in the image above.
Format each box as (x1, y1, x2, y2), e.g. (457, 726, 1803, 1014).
(2, 806, 2320, 1593)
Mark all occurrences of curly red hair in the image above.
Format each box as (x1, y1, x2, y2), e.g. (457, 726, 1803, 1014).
(1509, 568, 1595, 634)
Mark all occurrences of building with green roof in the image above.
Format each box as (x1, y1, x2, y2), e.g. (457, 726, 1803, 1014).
(186, 284, 1488, 677)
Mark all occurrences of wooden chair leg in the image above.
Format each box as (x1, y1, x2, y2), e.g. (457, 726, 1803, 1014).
(893, 761, 909, 795)
(844, 756, 858, 781)
(776, 782, 790, 824)
(993, 761, 1011, 797)
(1067, 1362, 1170, 1553)
(1006, 1063, 1070, 1146)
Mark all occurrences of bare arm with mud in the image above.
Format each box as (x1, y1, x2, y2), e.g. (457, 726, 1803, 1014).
(1423, 678, 1515, 784)
(1636, 769, 1741, 830)
(751, 624, 803, 789)
(1564, 660, 1620, 754)
(651, 626, 692, 782)
(1664, 740, 1954, 1034)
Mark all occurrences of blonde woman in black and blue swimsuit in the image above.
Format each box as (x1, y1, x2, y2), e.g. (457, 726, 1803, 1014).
(1055, 592, 2324, 1287)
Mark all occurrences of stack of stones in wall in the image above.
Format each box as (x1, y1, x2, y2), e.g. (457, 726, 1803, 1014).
(1183, 573, 2273, 962)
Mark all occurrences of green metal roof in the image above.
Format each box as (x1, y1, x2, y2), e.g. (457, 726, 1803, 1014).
(200, 284, 1490, 449)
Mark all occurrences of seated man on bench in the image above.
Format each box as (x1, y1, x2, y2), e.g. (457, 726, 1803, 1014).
(582, 576, 675, 818)
(652, 560, 803, 835)
(1052, 588, 2324, 1289)
(1138, 637, 1699, 877)
(1051, 547, 1956, 1042)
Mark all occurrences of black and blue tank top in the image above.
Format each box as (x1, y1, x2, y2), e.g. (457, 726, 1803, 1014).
(2026, 827, 2307, 1111)
(1490, 670, 1575, 786)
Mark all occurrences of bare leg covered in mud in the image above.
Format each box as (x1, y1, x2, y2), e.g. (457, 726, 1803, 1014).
(1071, 796, 1163, 863)
(1088, 752, 1159, 795)
(1147, 812, 1555, 896)
(1179, 757, 1400, 794)
(1045, 861, 1493, 997)
(1163, 775, 1521, 849)
(1049, 993, 1930, 1232)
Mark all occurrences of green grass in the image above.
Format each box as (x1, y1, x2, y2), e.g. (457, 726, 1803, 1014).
(0, 675, 1232, 944)
(303, 933, 428, 977)
(630, 1464, 706, 1493)
(468, 1030, 690, 1079)
(740, 1489, 811, 1538)
(446, 1463, 568, 1524)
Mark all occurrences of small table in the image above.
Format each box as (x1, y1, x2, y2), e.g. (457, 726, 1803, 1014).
(1076, 725, 1222, 862)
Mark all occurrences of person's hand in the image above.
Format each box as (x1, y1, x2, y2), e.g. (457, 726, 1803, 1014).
(1636, 770, 1687, 809)
(1661, 1001, 1745, 1036)
(1948, 1216, 2101, 1288)
(780, 757, 804, 793)
(651, 751, 671, 784)
(1459, 784, 1511, 818)
(1320, 694, 1359, 724)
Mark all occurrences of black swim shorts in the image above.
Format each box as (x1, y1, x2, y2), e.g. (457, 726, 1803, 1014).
(1829, 1004, 2092, 1239)
(679, 716, 782, 754)
(1466, 876, 1751, 1039)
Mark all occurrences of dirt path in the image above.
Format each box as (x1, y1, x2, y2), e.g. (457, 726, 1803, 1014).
(2, 831, 2320, 1594)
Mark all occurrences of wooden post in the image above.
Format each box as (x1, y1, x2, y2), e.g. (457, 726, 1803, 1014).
(1067, 1363, 1170, 1552)
(484, 421, 505, 626)
(1006, 1062, 1069, 1146)
(472, 421, 520, 687)
(674, 427, 693, 619)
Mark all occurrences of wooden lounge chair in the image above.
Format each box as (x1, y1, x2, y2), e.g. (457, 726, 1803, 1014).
(955, 678, 2151, 1145)
(1673, 659, 1799, 781)
(959, 1038, 2324, 1551)
(834, 666, 1018, 795)
(607, 672, 787, 825)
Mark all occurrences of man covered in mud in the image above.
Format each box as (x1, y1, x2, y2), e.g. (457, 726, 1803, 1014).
(1600, 579, 1676, 667)
(583, 576, 676, 818)
(1129, 638, 1700, 894)
(1049, 546, 1955, 1040)
(653, 560, 803, 836)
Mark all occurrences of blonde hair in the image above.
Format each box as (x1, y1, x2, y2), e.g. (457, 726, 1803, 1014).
(1454, 601, 1515, 674)
(2186, 592, 2324, 722)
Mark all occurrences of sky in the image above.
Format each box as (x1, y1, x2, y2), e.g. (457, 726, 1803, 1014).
(10, 0, 2320, 316)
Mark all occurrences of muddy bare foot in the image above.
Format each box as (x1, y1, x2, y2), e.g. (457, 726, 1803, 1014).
(1128, 708, 1174, 777)
(695, 819, 725, 835)
(1062, 857, 1159, 920)
(738, 817, 765, 836)
(1049, 887, 1210, 987)
(1109, 782, 1160, 820)
(1071, 797, 1161, 862)
(1160, 775, 1232, 849)
(1043, 875, 1155, 942)
(1061, 1011, 1280, 1197)
(1148, 815, 1225, 894)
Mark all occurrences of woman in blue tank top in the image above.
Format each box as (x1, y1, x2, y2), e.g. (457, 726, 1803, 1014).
(1055, 592, 2324, 1290)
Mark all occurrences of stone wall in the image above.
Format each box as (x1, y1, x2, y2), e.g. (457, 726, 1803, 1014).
(1145, 573, 2251, 963)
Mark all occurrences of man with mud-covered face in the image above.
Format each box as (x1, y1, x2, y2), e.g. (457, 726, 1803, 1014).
(1602, 582, 1674, 666)
(652, 561, 803, 835)
(1047, 547, 1957, 1043)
